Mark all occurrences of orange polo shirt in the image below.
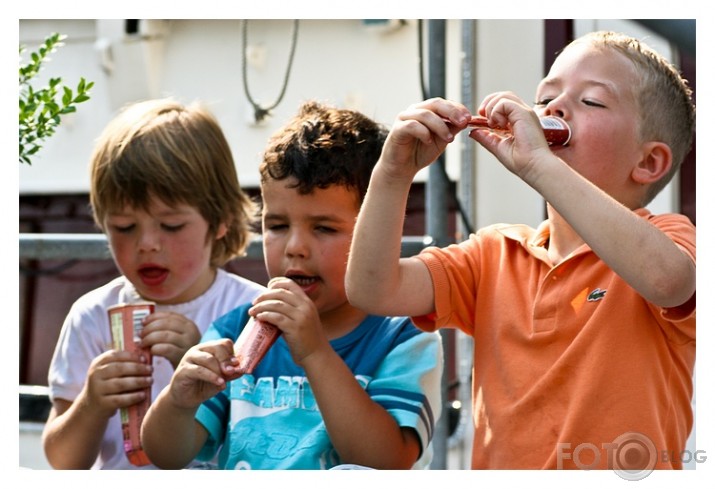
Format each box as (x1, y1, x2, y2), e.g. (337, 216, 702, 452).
(413, 209, 695, 470)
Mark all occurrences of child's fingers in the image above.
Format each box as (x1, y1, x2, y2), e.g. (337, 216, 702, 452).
(253, 279, 304, 310)
(182, 339, 239, 384)
(266, 276, 300, 291)
(395, 118, 444, 146)
(416, 97, 470, 120)
(102, 374, 154, 398)
(177, 354, 227, 389)
(179, 361, 227, 387)
(89, 350, 152, 383)
(140, 312, 201, 349)
(396, 106, 457, 144)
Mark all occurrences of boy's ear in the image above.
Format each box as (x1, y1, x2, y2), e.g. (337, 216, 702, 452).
(215, 222, 228, 240)
(631, 141, 672, 184)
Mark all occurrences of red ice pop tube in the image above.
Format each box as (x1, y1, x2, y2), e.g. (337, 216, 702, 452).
(456, 115, 571, 146)
(107, 301, 155, 466)
(233, 317, 282, 375)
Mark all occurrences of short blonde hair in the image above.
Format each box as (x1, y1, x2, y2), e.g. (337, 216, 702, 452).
(89, 98, 255, 266)
(568, 31, 695, 204)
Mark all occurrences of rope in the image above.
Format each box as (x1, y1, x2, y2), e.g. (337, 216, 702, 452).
(242, 19, 299, 123)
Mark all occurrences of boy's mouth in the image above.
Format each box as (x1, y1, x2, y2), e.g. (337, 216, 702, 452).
(138, 265, 169, 286)
(287, 274, 319, 287)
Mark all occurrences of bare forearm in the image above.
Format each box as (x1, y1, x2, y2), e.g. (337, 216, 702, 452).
(302, 347, 420, 469)
(532, 157, 695, 306)
(141, 386, 207, 469)
(347, 165, 413, 314)
(42, 396, 111, 469)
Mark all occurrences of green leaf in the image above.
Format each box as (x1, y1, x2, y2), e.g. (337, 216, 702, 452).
(62, 86, 72, 106)
(19, 31, 94, 165)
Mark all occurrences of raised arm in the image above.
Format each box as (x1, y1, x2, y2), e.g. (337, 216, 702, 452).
(534, 163, 695, 307)
(470, 92, 695, 308)
(346, 98, 471, 317)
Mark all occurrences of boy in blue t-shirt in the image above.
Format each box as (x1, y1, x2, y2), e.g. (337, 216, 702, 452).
(141, 101, 443, 469)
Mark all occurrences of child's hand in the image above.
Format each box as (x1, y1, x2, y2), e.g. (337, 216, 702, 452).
(380, 97, 471, 180)
(167, 339, 240, 409)
(469, 91, 556, 181)
(84, 349, 153, 419)
(249, 277, 327, 367)
(140, 311, 201, 369)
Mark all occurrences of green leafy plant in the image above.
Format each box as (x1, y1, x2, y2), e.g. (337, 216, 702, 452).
(19, 32, 95, 165)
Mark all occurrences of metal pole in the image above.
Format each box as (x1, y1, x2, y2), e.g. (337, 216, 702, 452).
(426, 18, 450, 470)
(454, 19, 477, 469)
(459, 19, 476, 240)
(426, 20, 450, 249)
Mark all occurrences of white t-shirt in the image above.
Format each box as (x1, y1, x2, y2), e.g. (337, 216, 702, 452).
(47, 268, 265, 469)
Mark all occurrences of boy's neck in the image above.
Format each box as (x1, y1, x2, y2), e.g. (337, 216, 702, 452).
(546, 208, 585, 266)
(320, 303, 369, 340)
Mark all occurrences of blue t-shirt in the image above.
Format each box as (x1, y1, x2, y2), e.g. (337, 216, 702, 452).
(195, 304, 443, 469)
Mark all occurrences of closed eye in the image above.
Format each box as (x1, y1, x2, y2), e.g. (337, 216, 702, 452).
(583, 99, 606, 108)
(161, 223, 185, 232)
(315, 226, 338, 234)
(111, 224, 135, 233)
(265, 223, 288, 232)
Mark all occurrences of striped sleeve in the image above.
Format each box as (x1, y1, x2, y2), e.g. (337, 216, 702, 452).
(194, 305, 251, 461)
(195, 389, 230, 461)
(366, 331, 443, 458)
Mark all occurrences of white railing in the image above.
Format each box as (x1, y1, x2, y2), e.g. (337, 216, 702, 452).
(19, 233, 436, 260)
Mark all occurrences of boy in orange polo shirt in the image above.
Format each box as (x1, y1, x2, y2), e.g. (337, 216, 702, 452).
(346, 30, 695, 473)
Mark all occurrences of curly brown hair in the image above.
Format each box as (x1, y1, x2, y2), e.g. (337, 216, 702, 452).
(259, 100, 388, 202)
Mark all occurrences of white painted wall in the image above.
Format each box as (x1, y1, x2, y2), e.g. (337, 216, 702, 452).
(19, 18, 682, 228)
(472, 19, 547, 228)
(19, 19, 429, 192)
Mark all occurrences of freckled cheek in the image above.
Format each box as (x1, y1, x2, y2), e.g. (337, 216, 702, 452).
(590, 122, 635, 150)
(573, 126, 624, 166)
(322, 248, 350, 279)
(262, 244, 284, 277)
(169, 240, 213, 267)
(107, 240, 134, 273)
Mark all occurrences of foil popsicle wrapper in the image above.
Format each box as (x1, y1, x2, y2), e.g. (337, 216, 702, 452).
(233, 317, 282, 375)
(107, 301, 155, 466)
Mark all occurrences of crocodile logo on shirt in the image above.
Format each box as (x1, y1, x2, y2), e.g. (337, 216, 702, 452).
(587, 288, 607, 302)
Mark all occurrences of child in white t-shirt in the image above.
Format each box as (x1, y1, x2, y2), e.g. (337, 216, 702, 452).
(42, 98, 265, 469)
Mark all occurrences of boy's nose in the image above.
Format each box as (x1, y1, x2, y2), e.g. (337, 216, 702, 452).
(285, 231, 309, 258)
(138, 230, 161, 252)
(544, 97, 568, 119)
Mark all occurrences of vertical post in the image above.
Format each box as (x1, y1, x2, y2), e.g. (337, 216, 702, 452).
(426, 20, 449, 248)
(426, 18, 450, 470)
(453, 18, 477, 470)
(459, 19, 476, 240)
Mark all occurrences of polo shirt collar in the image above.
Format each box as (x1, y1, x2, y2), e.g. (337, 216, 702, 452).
(496, 208, 651, 261)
